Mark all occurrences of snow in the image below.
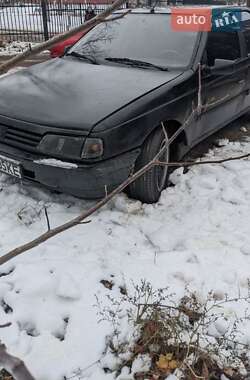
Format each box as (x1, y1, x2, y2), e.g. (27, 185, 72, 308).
(0, 42, 37, 56)
(131, 354, 151, 374)
(0, 138, 249, 379)
(34, 158, 78, 169)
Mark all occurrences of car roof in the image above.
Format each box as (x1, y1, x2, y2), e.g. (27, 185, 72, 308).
(115, 5, 249, 14)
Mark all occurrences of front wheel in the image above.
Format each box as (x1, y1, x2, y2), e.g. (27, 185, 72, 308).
(128, 127, 170, 204)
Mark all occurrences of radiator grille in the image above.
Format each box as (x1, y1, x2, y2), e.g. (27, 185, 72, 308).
(0, 124, 43, 152)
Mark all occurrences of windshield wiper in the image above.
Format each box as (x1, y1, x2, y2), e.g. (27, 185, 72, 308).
(105, 57, 168, 71)
(66, 51, 99, 65)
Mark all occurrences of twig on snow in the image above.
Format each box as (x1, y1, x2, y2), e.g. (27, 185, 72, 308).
(44, 207, 51, 232)
(0, 323, 11, 328)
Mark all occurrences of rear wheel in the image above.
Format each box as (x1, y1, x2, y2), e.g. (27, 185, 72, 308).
(128, 127, 170, 204)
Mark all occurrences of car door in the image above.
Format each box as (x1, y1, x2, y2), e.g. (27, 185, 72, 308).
(199, 30, 247, 140)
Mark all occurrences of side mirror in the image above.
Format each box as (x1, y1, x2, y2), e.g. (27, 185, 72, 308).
(205, 59, 235, 76)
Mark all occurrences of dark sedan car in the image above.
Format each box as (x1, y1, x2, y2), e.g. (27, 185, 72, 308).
(0, 7, 250, 203)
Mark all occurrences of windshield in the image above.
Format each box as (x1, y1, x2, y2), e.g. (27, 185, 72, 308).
(69, 13, 198, 69)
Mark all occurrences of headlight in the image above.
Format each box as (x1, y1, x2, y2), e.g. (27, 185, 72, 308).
(38, 135, 85, 159)
(81, 138, 103, 159)
(38, 134, 103, 160)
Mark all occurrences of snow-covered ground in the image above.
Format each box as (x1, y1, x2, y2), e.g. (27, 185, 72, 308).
(0, 41, 50, 57)
(0, 135, 249, 379)
(0, 41, 36, 56)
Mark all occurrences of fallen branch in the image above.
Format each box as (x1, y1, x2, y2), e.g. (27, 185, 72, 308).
(0, 343, 35, 380)
(0, 0, 129, 75)
(154, 152, 250, 168)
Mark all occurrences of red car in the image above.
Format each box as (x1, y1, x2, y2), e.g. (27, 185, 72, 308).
(50, 31, 87, 58)
(50, 8, 96, 58)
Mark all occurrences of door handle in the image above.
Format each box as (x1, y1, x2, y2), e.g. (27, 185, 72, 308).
(238, 79, 245, 84)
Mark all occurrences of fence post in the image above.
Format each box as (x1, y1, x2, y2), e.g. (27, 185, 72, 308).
(41, 0, 49, 41)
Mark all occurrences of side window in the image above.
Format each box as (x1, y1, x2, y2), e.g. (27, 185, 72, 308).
(241, 11, 250, 56)
(206, 31, 241, 67)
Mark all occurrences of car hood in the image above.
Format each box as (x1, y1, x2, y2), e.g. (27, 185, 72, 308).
(0, 58, 182, 131)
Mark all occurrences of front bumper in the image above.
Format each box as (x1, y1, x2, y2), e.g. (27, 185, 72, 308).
(0, 143, 140, 198)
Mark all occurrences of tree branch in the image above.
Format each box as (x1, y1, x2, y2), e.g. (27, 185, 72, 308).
(101, 10, 131, 22)
(0, 344, 35, 380)
(154, 152, 250, 168)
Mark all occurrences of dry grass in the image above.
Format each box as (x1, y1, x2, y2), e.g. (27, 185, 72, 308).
(0, 370, 13, 380)
(97, 281, 250, 379)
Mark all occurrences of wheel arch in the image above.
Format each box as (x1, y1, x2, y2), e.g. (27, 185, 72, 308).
(162, 119, 187, 143)
(146, 119, 188, 160)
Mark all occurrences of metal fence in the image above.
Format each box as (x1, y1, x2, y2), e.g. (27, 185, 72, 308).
(0, 1, 125, 42)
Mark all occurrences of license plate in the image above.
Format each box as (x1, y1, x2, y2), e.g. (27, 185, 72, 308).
(0, 155, 21, 178)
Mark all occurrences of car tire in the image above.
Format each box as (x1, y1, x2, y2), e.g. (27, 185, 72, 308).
(128, 127, 170, 204)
